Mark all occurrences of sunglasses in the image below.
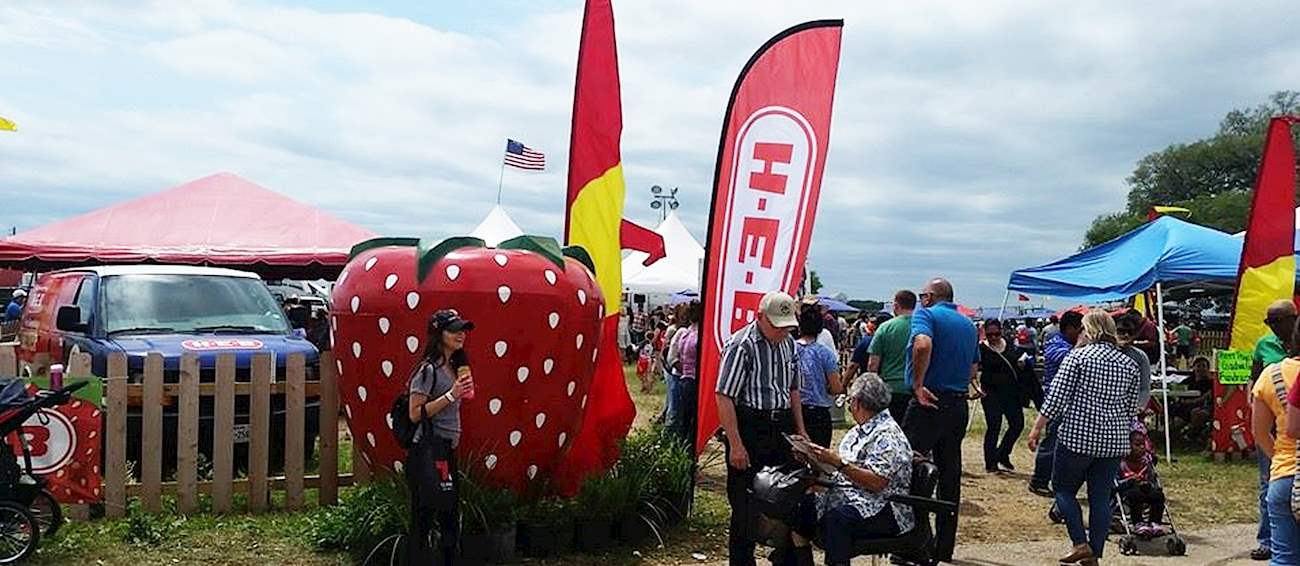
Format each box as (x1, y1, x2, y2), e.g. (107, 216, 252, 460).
(918, 292, 934, 299)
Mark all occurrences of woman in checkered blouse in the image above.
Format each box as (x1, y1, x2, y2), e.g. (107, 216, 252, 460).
(1027, 310, 1140, 566)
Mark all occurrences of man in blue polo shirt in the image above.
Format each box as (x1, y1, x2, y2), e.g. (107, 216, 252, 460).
(902, 277, 979, 563)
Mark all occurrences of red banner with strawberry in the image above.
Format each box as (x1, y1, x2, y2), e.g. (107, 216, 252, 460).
(6, 383, 102, 504)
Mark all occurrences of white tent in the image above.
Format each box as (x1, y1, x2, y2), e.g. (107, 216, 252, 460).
(622, 213, 705, 294)
(470, 205, 524, 246)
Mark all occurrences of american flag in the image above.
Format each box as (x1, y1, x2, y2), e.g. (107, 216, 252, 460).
(504, 139, 545, 171)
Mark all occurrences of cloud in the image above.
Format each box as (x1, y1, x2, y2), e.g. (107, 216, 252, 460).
(0, 0, 1295, 307)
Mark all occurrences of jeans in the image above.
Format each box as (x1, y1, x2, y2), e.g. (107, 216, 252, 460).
(725, 408, 795, 566)
(796, 503, 899, 566)
(802, 405, 833, 448)
(669, 377, 697, 443)
(1261, 451, 1274, 549)
(663, 370, 681, 428)
(1030, 420, 1059, 490)
(902, 391, 969, 561)
(887, 391, 911, 424)
(1268, 476, 1300, 565)
(1052, 446, 1121, 559)
(980, 384, 1024, 469)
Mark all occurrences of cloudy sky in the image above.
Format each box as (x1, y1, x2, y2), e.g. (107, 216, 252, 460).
(2, 1, 1297, 307)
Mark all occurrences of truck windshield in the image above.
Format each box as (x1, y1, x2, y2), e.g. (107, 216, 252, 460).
(102, 274, 291, 335)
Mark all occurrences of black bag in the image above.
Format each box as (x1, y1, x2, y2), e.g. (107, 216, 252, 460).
(390, 391, 418, 449)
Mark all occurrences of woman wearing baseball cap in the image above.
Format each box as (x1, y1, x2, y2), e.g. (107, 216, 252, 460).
(405, 309, 475, 564)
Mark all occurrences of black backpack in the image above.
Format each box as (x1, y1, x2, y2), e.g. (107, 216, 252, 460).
(391, 361, 431, 450)
(390, 391, 418, 449)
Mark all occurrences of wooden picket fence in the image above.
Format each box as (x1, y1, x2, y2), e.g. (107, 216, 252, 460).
(1, 345, 370, 517)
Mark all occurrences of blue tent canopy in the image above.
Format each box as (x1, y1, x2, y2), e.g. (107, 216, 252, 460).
(1007, 216, 1275, 302)
(816, 295, 859, 313)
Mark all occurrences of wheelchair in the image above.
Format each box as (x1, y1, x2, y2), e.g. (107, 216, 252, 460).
(751, 458, 958, 566)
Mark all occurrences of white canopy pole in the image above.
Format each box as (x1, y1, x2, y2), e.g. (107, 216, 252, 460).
(997, 289, 1011, 320)
(1157, 283, 1173, 464)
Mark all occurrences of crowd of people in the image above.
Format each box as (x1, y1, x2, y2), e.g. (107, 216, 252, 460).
(392, 277, 1286, 565)
(692, 279, 1260, 566)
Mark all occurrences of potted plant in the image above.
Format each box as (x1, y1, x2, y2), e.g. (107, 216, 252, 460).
(517, 497, 575, 558)
(573, 474, 627, 551)
(458, 473, 520, 564)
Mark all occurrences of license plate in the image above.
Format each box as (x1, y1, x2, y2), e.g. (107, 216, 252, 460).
(232, 424, 251, 444)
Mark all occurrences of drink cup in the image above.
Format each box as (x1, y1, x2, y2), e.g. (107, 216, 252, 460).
(458, 366, 475, 400)
(49, 364, 64, 390)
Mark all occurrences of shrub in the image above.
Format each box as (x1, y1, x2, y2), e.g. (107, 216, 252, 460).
(308, 477, 409, 553)
(458, 472, 519, 534)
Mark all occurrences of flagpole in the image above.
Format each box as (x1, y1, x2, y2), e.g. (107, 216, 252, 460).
(497, 160, 506, 205)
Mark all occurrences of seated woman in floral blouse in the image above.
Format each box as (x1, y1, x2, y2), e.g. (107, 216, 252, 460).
(786, 372, 915, 566)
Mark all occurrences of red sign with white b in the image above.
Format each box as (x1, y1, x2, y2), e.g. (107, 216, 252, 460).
(696, 20, 843, 453)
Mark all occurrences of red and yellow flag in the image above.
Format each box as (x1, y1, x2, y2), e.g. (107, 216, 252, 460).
(1229, 117, 1298, 352)
(556, 0, 635, 492)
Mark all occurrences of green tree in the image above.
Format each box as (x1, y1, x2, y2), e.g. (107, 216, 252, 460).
(809, 270, 823, 294)
(1084, 91, 1300, 248)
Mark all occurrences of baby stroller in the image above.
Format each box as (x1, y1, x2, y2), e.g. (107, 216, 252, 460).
(1113, 422, 1185, 556)
(0, 378, 86, 563)
(1045, 421, 1185, 556)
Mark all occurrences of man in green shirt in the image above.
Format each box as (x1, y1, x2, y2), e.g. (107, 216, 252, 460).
(868, 289, 917, 419)
(1249, 299, 1296, 561)
(1173, 320, 1194, 362)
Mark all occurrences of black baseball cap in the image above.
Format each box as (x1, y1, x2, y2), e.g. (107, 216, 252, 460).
(431, 309, 475, 332)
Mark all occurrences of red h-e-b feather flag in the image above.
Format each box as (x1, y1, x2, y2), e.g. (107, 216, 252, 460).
(695, 21, 844, 454)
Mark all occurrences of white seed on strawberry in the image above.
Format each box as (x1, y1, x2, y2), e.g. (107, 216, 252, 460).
(378, 317, 390, 334)
(517, 366, 529, 383)
(509, 430, 522, 446)
(498, 285, 511, 303)
(446, 264, 460, 280)
(489, 398, 502, 415)
(384, 273, 398, 290)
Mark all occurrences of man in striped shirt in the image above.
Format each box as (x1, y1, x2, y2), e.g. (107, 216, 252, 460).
(716, 291, 808, 566)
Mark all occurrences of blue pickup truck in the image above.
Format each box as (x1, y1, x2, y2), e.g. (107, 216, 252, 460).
(18, 265, 322, 474)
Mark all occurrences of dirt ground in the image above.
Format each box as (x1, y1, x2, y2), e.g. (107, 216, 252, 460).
(653, 397, 1260, 564)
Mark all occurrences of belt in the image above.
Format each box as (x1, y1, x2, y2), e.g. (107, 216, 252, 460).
(934, 389, 970, 398)
(736, 406, 792, 422)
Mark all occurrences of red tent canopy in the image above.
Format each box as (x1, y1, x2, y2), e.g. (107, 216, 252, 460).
(0, 173, 377, 279)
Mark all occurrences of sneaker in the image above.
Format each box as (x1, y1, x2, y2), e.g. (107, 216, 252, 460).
(998, 458, 1016, 472)
(1029, 483, 1054, 498)
(1252, 546, 1272, 561)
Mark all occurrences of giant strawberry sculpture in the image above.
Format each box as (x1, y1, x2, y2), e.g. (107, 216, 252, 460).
(330, 235, 605, 493)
